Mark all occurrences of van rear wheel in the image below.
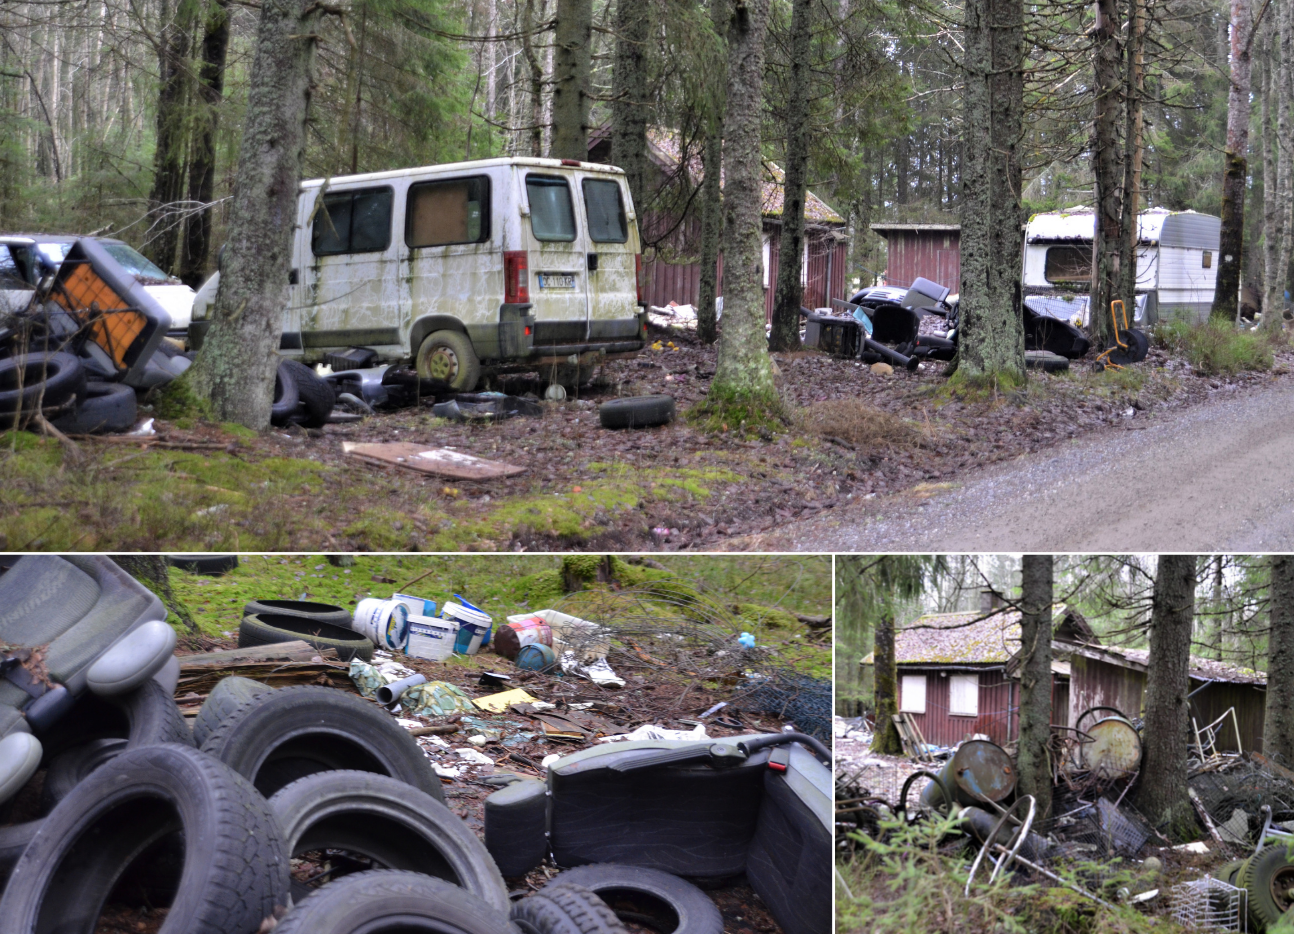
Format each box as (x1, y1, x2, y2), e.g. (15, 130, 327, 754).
(416, 330, 480, 392)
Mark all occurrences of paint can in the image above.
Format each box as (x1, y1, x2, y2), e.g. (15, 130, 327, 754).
(393, 593, 437, 619)
(445, 602, 492, 655)
(353, 598, 411, 651)
(515, 643, 558, 673)
(406, 615, 457, 662)
(496, 615, 554, 660)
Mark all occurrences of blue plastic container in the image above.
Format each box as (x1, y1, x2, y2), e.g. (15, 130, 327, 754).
(515, 643, 558, 673)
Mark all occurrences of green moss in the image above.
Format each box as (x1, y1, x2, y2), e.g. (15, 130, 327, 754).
(686, 386, 788, 438)
(152, 373, 213, 421)
(734, 602, 800, 630)
(944, 367, 1028, 400)
(514, 569, 565, 606)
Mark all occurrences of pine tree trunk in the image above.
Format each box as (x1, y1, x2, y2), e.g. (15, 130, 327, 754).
(1089, 0, 1123, 348)
(522, 0, 545, 158)
(768, 0, 813, 353)
(1213, 0, 1254, 323)
(870, 608, 902, 755)
(146, 11, 193, 276)
(550, 0, 591, 160)
(1263, 28, 1280, 324)
(111, 555, 197, 633)
(1265, 0, 1293, 330)
(707, 0, 778, 413)
(956, 0, 1025, 380)
(610, 0, 652, 212)
(696, 0, 728, 346)
(187, 0, 323, 428)
(1016, 554, 1053, 819)
(1118, 0, 1145, 315)
(1265, 555, 1294, 761)
(178, 0, 231, 289)
(1134, 554, 1198, 838)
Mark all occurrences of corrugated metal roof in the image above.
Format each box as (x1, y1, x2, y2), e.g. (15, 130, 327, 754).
(1062, 641, 1266, 685)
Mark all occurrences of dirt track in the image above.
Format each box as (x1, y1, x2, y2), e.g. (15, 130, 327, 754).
(735, 376, 1294, 552)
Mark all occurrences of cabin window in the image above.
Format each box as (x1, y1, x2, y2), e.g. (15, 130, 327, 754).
(582, 179, 628, 243)
(900, 674, 927, 714)
(312, 187, 393, 256)
(406, 176, 490, 248)
(1203, 250, 1213, 268)
(526, 175, 577, 242)
(1044, 246, 1091, 284)
(949, 673, 979, 716)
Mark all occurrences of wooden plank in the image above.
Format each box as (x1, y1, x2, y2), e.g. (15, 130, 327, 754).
(176, 661, 351, 695)
(178, 641, 339, 667)
(342, 441, 525, 480)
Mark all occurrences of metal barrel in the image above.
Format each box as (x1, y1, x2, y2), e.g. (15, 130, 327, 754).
(920, 739, 1017, 811)
(1079, 715, 1142, 779)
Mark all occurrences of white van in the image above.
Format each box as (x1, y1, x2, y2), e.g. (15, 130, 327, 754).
(189, 157, 648, 389)
(1022, 207, 1221, 326)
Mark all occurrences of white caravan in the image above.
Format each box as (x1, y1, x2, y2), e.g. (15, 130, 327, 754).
(1022, 207, 1221, 327)
(190, 157, 646, 390)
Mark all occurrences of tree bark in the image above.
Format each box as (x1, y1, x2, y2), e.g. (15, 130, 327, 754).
(956, 0, 1026, 380)
(696, 0, 728, 346)
(146, 7, 193, 276)
(187, 0, 324, 428)
(521, 0, 546, 158)
(1016, 554, 1053, 819)
(610, 0, 652, 213)
(768, 0, 813, 353)
(1134, 554, 1198, 838)
(111, 555, 197, 633)
(1265, 555, 1294, 762)
(1265, 0, 1293, 330)
(707, 0, 779, 414)
(550, 0, 591, 160)
(178, 0, 231, 289)
(870, 608, 902, 754)
(1263, 27, 1279, 323)
(1117, 0, 1146, 316)
(1089, 0, 1123, 348)
(1212, 0, 1254, 323)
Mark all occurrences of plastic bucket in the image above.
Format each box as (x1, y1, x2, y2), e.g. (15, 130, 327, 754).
(515, 643, 558, 673)
(353, 598, 411, 650)
(393, 593, 437, 619)
(455, 595, 493, 648)
(407, 615, 457, 662)
(445, 602, 492, 655)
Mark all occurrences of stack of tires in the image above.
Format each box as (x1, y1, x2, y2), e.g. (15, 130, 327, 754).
(1218, 844, 1294, 932)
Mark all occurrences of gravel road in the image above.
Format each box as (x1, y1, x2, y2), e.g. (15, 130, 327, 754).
(737, 377, 1294, 552)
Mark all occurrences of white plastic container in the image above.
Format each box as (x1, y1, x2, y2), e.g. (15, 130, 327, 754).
(393, 593, 436, 618)
(444, 603, 492, 655)
(353, 598, 411, 651)
(407, 615, 457, 662)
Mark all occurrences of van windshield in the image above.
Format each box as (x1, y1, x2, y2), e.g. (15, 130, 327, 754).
(526, 176, 576, 241)
(582, 179, 627, 243)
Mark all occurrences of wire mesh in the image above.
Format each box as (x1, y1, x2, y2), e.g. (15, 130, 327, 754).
(1168, 876, 1248, 932)
(736, 669, 832, 741)
(1190, 757, 1294, 844)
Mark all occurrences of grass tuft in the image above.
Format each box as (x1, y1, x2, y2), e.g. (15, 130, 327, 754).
(796, 399, 924, 449)
(1156, 319, 1276, 376)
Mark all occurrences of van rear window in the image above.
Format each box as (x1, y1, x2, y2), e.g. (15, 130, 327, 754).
(582, 179, 627, 243)
(526, 175, 576, 242)
(312, 187, 393, 256)
(407, 177, 490, 248)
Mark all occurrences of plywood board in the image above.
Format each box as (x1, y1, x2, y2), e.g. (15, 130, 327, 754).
(342, 441, 525, 480)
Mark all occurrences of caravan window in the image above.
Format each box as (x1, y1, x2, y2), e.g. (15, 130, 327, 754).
(526, 175, 577, 242)
(406, 177, 490, 248)
(1044, 246, 1091, 284)
(312, 187, 393, 256)
(582, 179, 627, 243)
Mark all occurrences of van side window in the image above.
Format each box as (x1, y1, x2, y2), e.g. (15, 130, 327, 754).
(406, 176, 490, 248)
(582, 179, 627, 243)
(1044, 245, 1091, 285)
(312, 187, 393, 256)
(526, 175, 576, 242)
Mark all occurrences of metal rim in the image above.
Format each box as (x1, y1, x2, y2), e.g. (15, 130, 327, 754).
(1269, 863, 1294, 914)
(420, 345, 460, 382)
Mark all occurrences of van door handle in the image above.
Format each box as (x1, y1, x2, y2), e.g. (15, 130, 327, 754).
(586, 253, 598, 272)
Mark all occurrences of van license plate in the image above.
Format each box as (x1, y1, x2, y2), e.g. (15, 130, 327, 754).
(538, 274, 576, 289)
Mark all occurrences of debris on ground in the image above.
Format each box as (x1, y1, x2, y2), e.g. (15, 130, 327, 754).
(340, 440, 527, 479)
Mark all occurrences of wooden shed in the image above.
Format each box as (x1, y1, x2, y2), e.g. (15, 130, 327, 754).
(870, 223, 961, 294)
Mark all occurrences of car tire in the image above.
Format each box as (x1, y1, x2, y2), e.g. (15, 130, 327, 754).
(166, 553, 240, 575)
(40, 737, 128, 810)
(40, 676, 194, 762)
(239, 611, 373, 662)
(417, 330, 481, 392)
(192, 676, 275, 748)
(543, 865, 722, 934)
(271, 870, 520, 934)
(598, 395, 676, 430)
(242, 599, 353, 629)
(198, 684, 443, 800)
(269, 770, 506, 910)
(1240, 843, 1294, 929)
(0, 351, 86, 416)
(1024, 351, 1069, 373)
(0, 744, 291, 934)
(272, 359, 301, 427)
(512, 883, 627, 934)
(484, 776, 549, 877)
(0, 820, 38, 894)
(282, 358, 335, 428)
(49, 381, 137, 434)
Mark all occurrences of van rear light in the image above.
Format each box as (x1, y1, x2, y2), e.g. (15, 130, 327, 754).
(635, 253, 646, 303)
(504, 251, 529, 304)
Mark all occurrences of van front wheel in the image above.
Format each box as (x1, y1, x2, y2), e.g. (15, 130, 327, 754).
(416, 330, 480, 392)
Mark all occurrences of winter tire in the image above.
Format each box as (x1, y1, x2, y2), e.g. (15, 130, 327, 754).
(598, 395, 675, 430)
(0, 351, 86, 416)
(199, 685, 442, 800)
(40, 676, 194, 763)
(269, 770, 505, 909)
(272, 359, 301, 427)
(511, 883, 627, 934)
(282, 358, 335, 428)
(166, 554, 240, 575)
(50, 381, 137, 434)
(1216, 859, 1245, 887)
(1024, 351, 1069, 373)
(484, 777, 548, 877)
(192, 676, 275, 748)
(271, 870, 520, 934)
(239, 611, 373, 662)
(417, 330, 481, 392)
(0, 820, 39, 894)
(241, 599, 352, 629)
(0, 744, 291, 934)
(40, 737, 128, 810)
(543, 864, 722, 934)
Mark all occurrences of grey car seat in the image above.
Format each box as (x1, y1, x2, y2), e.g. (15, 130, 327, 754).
(0, 555, 177, 802)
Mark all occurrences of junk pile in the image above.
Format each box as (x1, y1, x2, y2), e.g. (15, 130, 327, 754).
(0, 556, 831, 934)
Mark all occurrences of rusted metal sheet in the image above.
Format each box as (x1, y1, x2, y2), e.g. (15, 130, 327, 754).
(341, 441, 525, 479)
(1080, 716, 1142, 779)
(1068, 656, 1145, 730)
(1189, 680, 1266, 753)
(1052, 677, 1070, 729)
(880, 229, 961, 294)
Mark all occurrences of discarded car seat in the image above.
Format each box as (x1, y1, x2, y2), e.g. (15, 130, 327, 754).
(198, 684, 445, 801)
(50, 380, 137, 434)
(0, 351, 86, 417)
(511, 882, 627, 934)
(242, 599, 352, 628)
(1023, 301, 1091, 358)
(270, 770, 508, 911)
(239, 611, 373, 662)
(485, 775, 549, 877)
(0, 744, 291, 934)
(191, 675, 274, 747)
(0, 734, 40, 808)
(543, 865, 723, 934)
(598, 395, 676, 430)
(269, 870, 520, 934)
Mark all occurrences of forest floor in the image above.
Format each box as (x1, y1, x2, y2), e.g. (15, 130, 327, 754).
(2, 323, 1290, 551)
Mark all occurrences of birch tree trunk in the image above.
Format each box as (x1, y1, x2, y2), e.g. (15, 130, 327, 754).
(1212, 0, 1254, 322)
(179, 0, 231, 288)
(696, 0, 729, 346)
(610, 0, 652, 212)
(956, 0, 1025, 381)
(1265, 0, 1293, 330)
(707, 0, 779, 417)
(1134, 554, 1198, 838)
(550, 0, 591, 160)
(769, 0, 813, 353)
(1265, 554, 1294, 762)
(1118, 0, 1146, 316)
(187, 0, 324, 428)
(1016, 554, 1053, 819)
(1089, 0, 1123, 348)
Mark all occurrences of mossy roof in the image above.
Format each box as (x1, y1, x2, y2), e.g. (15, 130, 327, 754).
(892, 609, 1023, 664)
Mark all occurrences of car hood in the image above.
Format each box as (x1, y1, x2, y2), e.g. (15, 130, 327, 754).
(142, 283, 195, 330)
